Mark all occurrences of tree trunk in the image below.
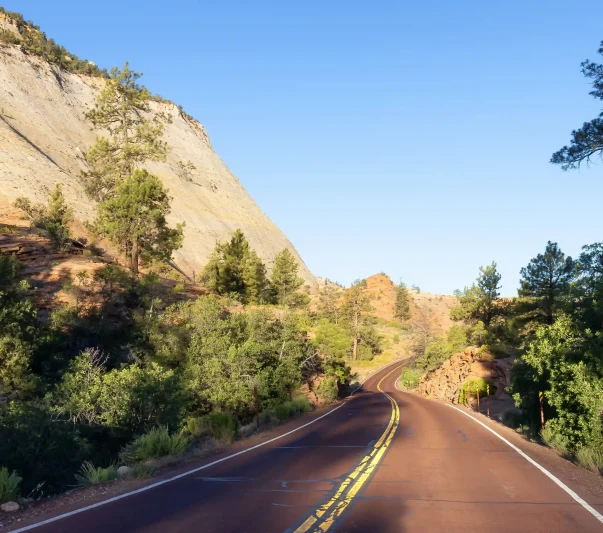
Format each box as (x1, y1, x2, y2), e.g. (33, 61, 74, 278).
(129, 240, 139, 275)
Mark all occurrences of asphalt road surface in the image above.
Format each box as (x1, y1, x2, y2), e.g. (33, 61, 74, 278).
(10, 363, 603, 532)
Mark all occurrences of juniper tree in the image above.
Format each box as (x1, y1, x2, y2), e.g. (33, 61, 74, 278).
(394, 281, 411, 321)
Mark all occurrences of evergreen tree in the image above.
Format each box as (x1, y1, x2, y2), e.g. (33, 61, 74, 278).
(242, 249, 270, 304)
(519, 242, 574, 325)
(551, 42, 603, 170)
(394, 281, 411, 321)
(83, 63, 168, 201)
(271, 249, 304, 306)
(95, 169, 184, 274)
(14, 184, 73, 249)
(201, 230, 270, 303)
(317, 284, 341, 323)
(341, 280, 373, 361)
(451, 262, 501, 328)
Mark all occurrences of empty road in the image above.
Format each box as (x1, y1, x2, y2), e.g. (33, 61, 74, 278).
(9, 363, 603, 533)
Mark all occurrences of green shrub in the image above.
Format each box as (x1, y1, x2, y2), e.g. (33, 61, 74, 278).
(259, 409, 279, 425)
(0, 403, 91, 496)
(575, 446, 603, 474)
(0, 467, 21, 504)
(75, 462, 117, 486)
(205, 412, 238, 444)
(317, 376, 339, 403)
(540, 422, 570, 454)
(392, 334, 400, 344)
(399, 368, 421, 390)
(459, 378, 490, 405)
(292, 397, 312, 413)
(275, 402, 295, 421)
(121, 426, 190, 464)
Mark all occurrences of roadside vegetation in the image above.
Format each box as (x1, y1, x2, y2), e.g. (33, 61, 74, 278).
(0, 59, 361, 505)
(398, 41, 603, 474)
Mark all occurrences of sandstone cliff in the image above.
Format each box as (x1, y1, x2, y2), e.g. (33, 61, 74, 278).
(0, 44, 315, 284)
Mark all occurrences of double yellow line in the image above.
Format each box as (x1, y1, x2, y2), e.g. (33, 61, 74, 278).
(293, 366, 401, 533)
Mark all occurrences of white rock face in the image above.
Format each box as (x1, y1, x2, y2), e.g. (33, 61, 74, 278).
(0, 46, 315, 284)
(0, 501, 19, 512)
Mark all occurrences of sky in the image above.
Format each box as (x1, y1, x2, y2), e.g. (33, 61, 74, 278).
(8, 0, 603, 295)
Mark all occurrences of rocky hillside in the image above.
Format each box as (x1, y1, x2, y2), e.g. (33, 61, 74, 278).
(363, 273, 456, 334)
(0, 39, 315, 284)
(416, 347, 514, 416)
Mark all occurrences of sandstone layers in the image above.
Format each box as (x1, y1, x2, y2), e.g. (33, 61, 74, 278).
(0, 45, 315, 284)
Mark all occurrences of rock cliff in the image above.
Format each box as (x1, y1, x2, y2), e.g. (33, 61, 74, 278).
(0, 44, 315, 284)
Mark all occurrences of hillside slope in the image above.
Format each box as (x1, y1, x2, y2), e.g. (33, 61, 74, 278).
(0, 43, 315, 284)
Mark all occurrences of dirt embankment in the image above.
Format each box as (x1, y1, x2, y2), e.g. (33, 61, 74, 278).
(416, 348, 515, 417)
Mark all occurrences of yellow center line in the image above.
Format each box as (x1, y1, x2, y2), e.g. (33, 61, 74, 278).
(292, 365, 401, 533)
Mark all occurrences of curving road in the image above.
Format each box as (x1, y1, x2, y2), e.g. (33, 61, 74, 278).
(9, 363, 603, 532)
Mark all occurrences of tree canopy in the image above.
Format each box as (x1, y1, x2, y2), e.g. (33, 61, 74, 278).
(519, 241, 574, 325)
(551, 42, 603, 170)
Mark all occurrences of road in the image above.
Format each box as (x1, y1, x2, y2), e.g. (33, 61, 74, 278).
(9, 363, 603, 533)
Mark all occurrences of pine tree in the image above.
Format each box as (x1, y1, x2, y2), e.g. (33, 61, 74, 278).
(95, 169, 184, 274)
(519, 242, 574, 325)
(451, 262, 502, 328)
(201, 230, 270, 303)
(394, 282, 411, 321)
(83, 63, 168, 201)
(317, 284, 341, 323)
(242, 249, 270, 304)
(271, 248, 304, 306)
(341, 280, 373, 361)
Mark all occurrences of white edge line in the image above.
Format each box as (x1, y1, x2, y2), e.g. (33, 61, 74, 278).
(394, 378, 603, 524)
(445, 403, 603, 524)
(8, 359, 404, 533)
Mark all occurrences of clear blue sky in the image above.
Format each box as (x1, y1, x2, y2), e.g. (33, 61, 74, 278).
(9, 0, 603, 295)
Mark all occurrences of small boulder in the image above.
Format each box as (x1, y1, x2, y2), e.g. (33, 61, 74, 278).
(116, 466, 131, 478)
(1, 502, 19, 512)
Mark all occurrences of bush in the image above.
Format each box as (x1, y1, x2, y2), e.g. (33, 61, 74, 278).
(399, 368, 421, 390)
(260, 409, 279, 426)
(317, 376, 339, 403)
(75, 462, 117, 486)
(205, 412, 238, 444)
(575, 446, 603, 474)
(0, 467, 21, 504)
(392, 334, 400, 344)
(458, 378, 489, 405)
(0, 403, 90, 496)
(121, 426, 190, 464)
(540, 422, 570, 454)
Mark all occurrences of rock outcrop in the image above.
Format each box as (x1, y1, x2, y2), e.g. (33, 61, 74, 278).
(0, 44, 315, 285)
(416, 348, 513, 408)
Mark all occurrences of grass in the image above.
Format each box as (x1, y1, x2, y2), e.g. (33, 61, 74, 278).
(75, 462, 117, 486)
(126, 463, 155, 480)
(182, 412, 238, 444)
(576, 447, 603, 474)
(0, 467, 21, 504)
(274, 398, 313, 422)
(121, 426, 190, 464)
